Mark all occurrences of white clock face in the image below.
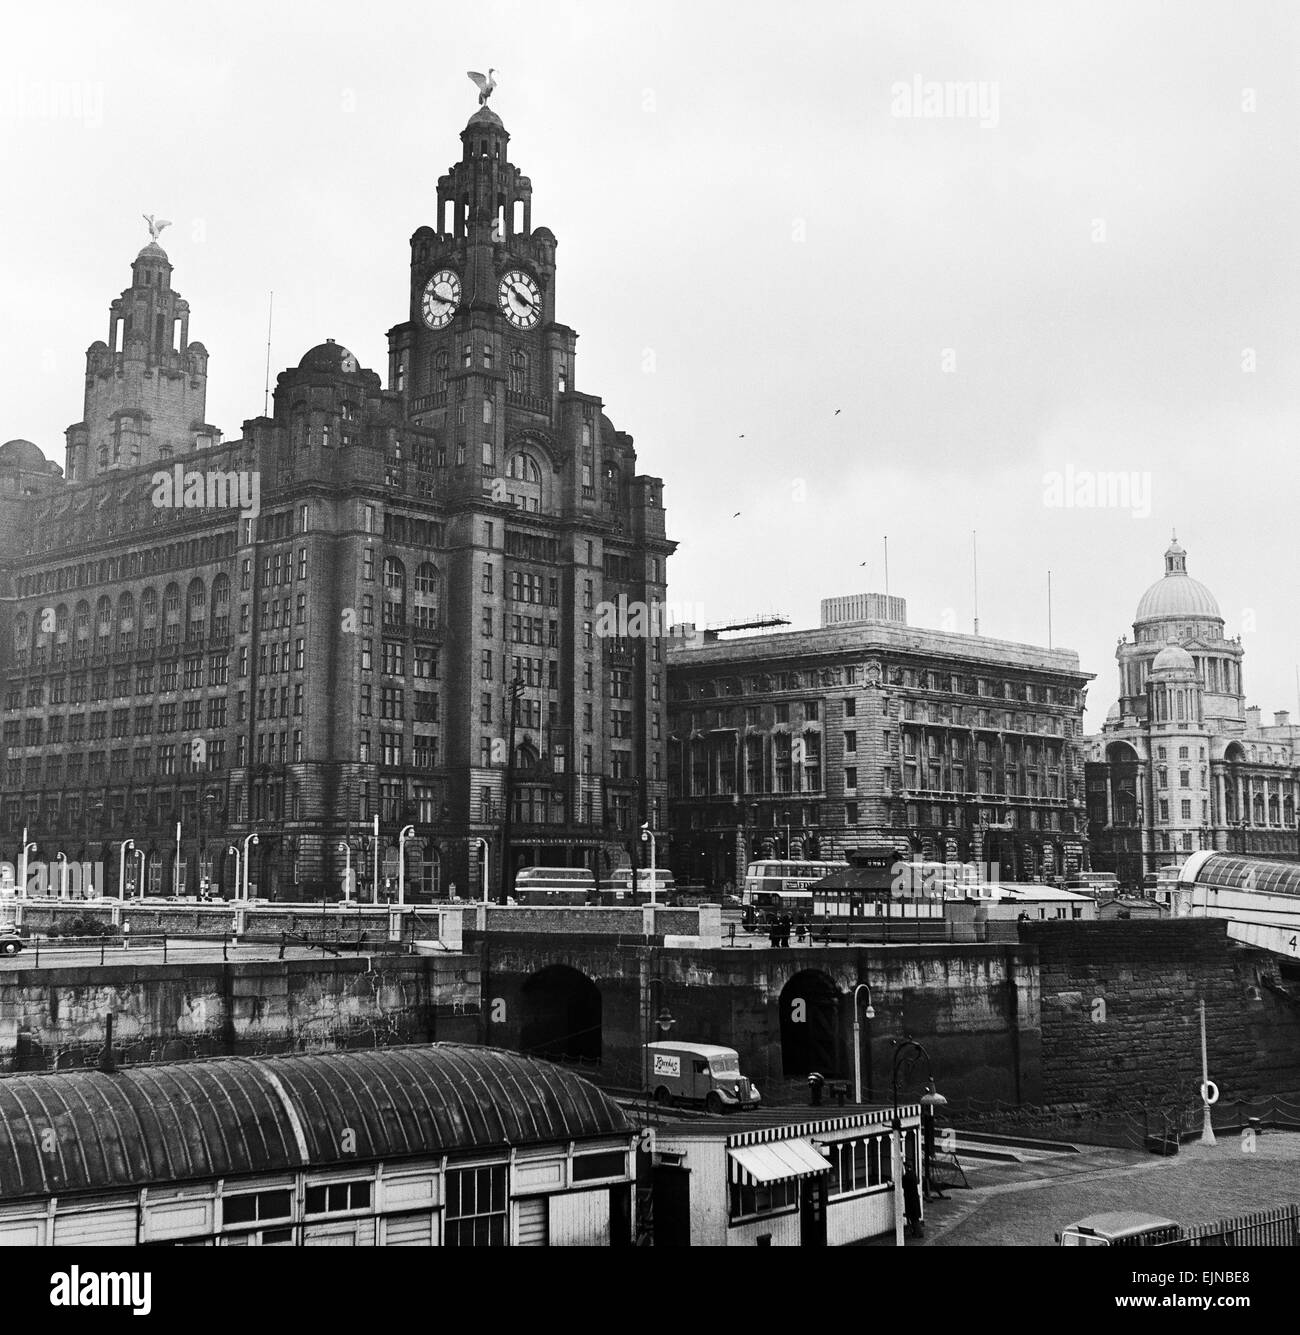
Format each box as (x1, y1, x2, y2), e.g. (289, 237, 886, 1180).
(421, 270, 461, 329)
(497, 269, 542, 329)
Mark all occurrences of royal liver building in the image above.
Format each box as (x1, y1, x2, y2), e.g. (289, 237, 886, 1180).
(0, 90, 675, 901)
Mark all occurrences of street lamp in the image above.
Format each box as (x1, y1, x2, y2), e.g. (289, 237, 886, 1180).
(337, 842, 353, 902)
(851, 983, 876, 1103)
(199, 790, 220, 895)
(640, 821, 658, 905)
(783, 809, 791, 858)
(890, 1037, 942, 1248)
(18, 829, 36, 901)
(241, 831, 260, 902)
(228, 844, 241, 903)
(397, 824, 416, 907)
(135, 848, 146, 900)
(473, 837, 491, 904)
(643, 974, 677, 1111)
(117, 839, 135, 902)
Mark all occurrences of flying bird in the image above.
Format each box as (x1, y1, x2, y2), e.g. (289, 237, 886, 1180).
(142, 214, 172, 242)
(732, 512, 741, 518)
(467, 69, 497, 105)
(738, 433, 745, 438)
(834, 408, 842, 415)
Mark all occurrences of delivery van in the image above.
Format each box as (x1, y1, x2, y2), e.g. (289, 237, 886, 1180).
(644, 1042, 762, 1113)
(1057, 1212, 1183, 1246)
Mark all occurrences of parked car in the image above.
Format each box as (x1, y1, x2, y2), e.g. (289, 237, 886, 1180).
(1056, 1212, 1182, 1246)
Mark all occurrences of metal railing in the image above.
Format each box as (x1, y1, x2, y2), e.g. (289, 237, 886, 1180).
(19, 933, 236, 966)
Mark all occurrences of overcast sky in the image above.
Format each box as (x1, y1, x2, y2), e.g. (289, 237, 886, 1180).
(2, 0, 1298, 730)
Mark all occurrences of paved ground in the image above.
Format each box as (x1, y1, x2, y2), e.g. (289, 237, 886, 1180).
(888, 1131, 1300, 1247)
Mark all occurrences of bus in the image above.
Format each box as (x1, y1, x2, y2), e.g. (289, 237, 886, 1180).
(511, 866, 596, 906)
(602, 867, 676, 904)
(1062, 871, 1120, 896)
(742, 859, 849, 916)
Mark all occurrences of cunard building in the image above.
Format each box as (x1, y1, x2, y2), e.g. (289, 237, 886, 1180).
(0, 92, 674, 901)
(666, 594, 1093, 887)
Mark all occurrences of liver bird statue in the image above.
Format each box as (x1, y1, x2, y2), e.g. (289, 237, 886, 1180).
(142, 214, 172, 243)
(467, 69, 497, 106)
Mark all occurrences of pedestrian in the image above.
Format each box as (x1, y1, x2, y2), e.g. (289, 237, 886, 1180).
(768, 914, 780, 948)
(902, 1165, 923, 1239)
(779, 912, 792, 948)
(122, 920, 131, 951)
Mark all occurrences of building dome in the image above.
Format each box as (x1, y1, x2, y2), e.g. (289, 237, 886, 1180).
(135, 241, 169, 262)
(1150, 642, 1196, 677)
(297, 339, 361, 375)
(0, 439, 48, 469)
(466, 105, 505, 132)
(1134, 536, 1221, 624)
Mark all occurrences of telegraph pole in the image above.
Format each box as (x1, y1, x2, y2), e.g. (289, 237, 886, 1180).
(498, 676, 524, 904)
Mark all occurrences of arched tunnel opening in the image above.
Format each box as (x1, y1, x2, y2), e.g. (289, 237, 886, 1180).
(779, 970, 843, 1079)
(518, 964, 603, 1064)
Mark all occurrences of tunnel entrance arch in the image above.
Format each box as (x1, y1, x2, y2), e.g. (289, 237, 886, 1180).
(778, 970, 843, 1079)
(519, 964, 603, 1064)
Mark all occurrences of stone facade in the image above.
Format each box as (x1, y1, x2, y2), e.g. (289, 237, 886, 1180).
(1086, 537, 1300, 883)
(0, 100, 674, 901)
(666, 596, 1093, 887)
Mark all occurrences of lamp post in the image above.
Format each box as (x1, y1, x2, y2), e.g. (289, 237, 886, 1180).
(19, 829, 36, 901)
(473, 837, 491, 904)
(1199, 997, 1217, 1147)
(228, 845, 241, 903)
(783, 809, 791, 859)
(499, 675, 524, 905)
(851, 983, 876, 1103)
(55, 852, 68, 901)
(643, 974, 676, 1112)
(397, 824, 415, 907)
(640, 821, 658, 905)
(337, 842, 352, 901)
(135, 848, 146, 900)
(241, 831, 259, 902)
(890, 1036, 942, 1247)
(199, 789, 220, 896)
(117, 839, 135, 902)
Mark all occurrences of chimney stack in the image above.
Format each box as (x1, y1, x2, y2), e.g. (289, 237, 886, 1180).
(1275, 711, 1290, 729)
(1246, 706, 1262, 731)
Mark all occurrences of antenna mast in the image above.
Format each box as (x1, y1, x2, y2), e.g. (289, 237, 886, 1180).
(263, 291, 274, 418)
(972, 530, 980, 635)
(1047, 569, 1053, 649)
(883, 536, 889, 597)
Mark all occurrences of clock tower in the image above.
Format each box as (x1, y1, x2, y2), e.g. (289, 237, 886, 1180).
(384, 97, 675, 893)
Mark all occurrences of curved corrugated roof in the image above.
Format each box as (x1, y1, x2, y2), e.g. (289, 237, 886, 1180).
(1185, 853, 1300, 898)
(0, 1044, 630, 1202)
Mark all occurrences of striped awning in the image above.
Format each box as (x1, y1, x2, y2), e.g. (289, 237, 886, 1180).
(728, 1138, 831, 1186)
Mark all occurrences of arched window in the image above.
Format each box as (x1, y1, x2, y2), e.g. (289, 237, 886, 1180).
(95, 596, 112, 655)
(383, 557, 406, 629)
(504, 451, 544, 513)
(186, 578, 206, 642)
(163, 582, 182, 645)
(210, 573, 231, 638)
(413, 562, 439, 631)
(139, 587, 158, 650)
(434, 349, 448, 391)
(117, 592, 135, 653)
(509, 349, 528, 394)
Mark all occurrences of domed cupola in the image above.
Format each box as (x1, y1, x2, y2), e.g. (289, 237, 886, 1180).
(1133, 534, 1223, 638)
(1150, 642, 1196, 679)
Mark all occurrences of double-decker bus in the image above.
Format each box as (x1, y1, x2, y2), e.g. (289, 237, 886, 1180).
(511, 866, 596, 906)
(742, 859, 849, 916)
